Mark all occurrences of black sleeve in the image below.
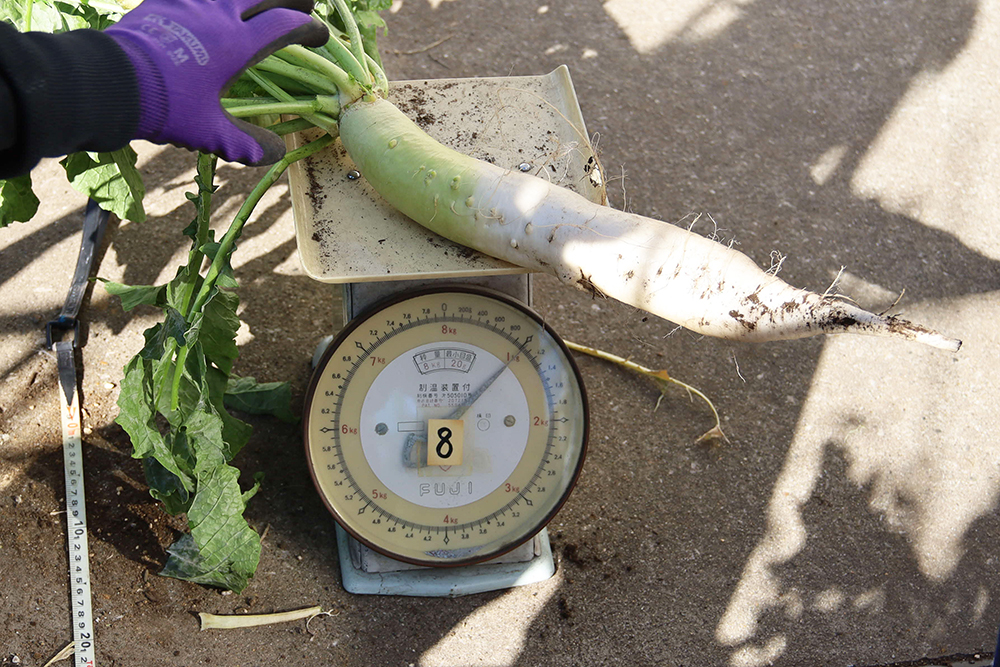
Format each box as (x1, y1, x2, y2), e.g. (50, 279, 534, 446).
(0, 22, 142, 180)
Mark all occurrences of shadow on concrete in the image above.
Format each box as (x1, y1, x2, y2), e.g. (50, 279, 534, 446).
(3, 0, 997, 664)
(378, 0, 997, 664)
(24, 426, 178, 571)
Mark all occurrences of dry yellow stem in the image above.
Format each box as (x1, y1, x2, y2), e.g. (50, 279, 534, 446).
(42, 642, 75, 667)
(565, 340, 728, 444)
(199, 605, 324, 630)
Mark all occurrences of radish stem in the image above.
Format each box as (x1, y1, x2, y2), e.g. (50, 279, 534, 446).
(221, 96, 340, 117)
(363, 52, 389, 95)
(169, 153, 217, 412)
(224, 101, 322, 119)
(180, 153, 217, 317)
(198, 605, 324, 630)
(284, 42, 368, 99)
(267, 118, 315, 136)
(329, 0, 370, 83)
(188, 134, 335, 317)
(318, 32, 361, 74)
(245, 69, 339, 135)
(255, 56, 341, 95)
(170, 343, 190, 411)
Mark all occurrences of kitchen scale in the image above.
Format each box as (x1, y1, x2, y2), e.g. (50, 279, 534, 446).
(286, 67, 604, 597)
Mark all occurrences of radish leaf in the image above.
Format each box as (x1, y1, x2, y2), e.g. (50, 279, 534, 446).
(0, 175, 40, 227)
(224, 375, 297, 423)
(117, 353, 196, 495)
(199, 288, 241, 374)
(110, 166, 294, 590)
(98, 279, 166, 311)
(61, 147, 146, 222)
(7, 0, 375, 593)
(160, 464, 262, 593)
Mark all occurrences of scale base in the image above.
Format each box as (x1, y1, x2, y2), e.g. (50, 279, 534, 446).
(337, 526, 555, 597)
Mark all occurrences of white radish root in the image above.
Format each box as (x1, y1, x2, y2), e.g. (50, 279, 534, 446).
(338, 98, 960, 352)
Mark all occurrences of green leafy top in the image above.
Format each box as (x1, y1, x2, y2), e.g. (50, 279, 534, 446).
(2, 0, 382, 593)
(0, 0, 126, 33)
(326, 0, 391, 66)
(1, 0, 392, 229)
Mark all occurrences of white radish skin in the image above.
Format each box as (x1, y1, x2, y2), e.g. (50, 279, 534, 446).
(338, 97, 960, 351)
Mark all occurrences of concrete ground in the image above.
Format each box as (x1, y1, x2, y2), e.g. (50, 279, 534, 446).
(3, 0, 999, 665)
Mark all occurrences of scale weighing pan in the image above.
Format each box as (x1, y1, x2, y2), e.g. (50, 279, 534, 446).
(286, 67, 603, 597)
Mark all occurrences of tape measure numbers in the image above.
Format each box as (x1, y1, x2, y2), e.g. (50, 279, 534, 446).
(57, 342, 96, 667)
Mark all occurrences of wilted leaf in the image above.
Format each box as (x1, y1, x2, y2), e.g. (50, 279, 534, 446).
(0, 175, 40, 227)
(160, 465, 261, 592)
(200, 289, 241, 375)
(61, 148, 145, 222)
(225, 375, 297, 423)
(115, 355, 196, 493)
(99, 279, 166, 311)
(143, 457, 192, 515)
(206, 367, 253, 460)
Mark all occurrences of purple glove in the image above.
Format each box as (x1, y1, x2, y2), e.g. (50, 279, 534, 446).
(105, 0, 328, 165)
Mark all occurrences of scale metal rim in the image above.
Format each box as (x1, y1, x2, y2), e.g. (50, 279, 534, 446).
(302, 283, 591, 569)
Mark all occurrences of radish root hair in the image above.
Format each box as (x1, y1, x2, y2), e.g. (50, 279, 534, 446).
(766, 250, 786, 276)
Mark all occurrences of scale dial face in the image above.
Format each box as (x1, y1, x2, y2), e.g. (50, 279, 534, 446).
(304, 286, 588, 567)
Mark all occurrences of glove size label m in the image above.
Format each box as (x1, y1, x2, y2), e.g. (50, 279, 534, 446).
(139, 13, 210, 65)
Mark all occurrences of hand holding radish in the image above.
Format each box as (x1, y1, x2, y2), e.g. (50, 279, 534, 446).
(105, 0, 328, 165)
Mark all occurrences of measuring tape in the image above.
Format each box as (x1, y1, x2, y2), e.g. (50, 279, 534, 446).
(48, 199, 108, 667)
(56, 342, 96, 667)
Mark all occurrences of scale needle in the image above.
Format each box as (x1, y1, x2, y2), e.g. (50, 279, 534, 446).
(402, 333, 535, 467)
